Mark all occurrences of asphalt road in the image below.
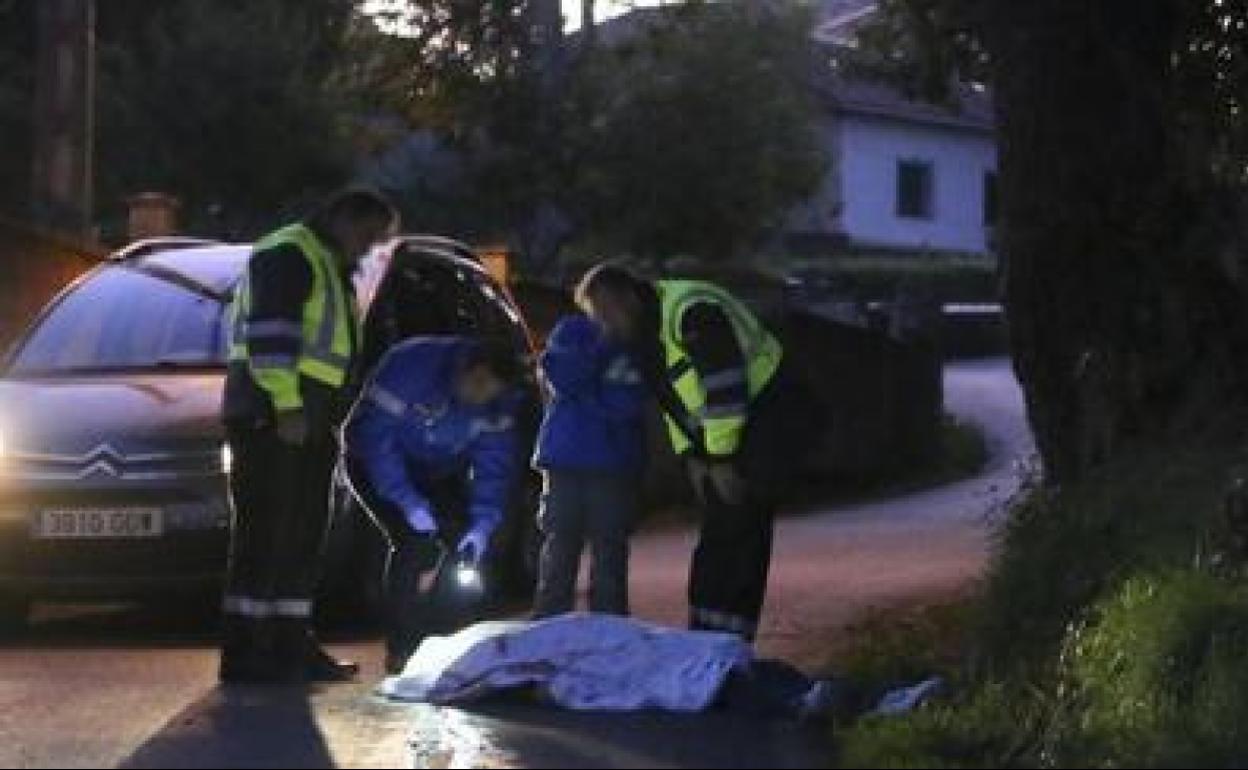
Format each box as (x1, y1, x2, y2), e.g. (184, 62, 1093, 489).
(0, 358, 1031, 769)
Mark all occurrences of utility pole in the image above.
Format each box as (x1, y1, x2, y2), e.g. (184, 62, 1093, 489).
(582, 0, 596, 48)
(31, 0, 95, 240)
(514, 0, 570, 269)
(531, 0, 565, 97)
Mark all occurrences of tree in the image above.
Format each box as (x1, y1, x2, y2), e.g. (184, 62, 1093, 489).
(355, 0, 563, 256)
(860, 0, 1248, 484)
(0, 1, 37, 215)
(362, 0, 540, 131)
(95, 0, 356, 239)
(565, 2, 826, 260)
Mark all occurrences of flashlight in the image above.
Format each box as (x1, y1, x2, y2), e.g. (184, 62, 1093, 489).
(454, 540, 483, 591)
(455, 562, 482, 590)
(451, 534, 484, 594)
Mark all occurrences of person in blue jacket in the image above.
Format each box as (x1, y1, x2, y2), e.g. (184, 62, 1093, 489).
(531, 314, 647, 618)
(343, 336, 524, 673)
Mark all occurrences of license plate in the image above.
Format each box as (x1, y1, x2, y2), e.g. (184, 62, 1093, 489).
(34, 508, 164, 539)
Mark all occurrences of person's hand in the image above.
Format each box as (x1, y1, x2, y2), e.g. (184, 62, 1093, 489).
(404, 503, 437, 535)
(688, 458, 746, 506)
(457, 525, 493, 566)
(274, 409, 308, 446)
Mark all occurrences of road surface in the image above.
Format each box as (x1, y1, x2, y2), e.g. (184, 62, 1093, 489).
(0, 359, 1031, 769)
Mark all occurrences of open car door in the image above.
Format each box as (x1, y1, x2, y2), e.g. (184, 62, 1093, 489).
(323, 238, 542, 619)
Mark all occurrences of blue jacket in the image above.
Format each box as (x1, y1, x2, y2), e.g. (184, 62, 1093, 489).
(533, 315, 647, 473)
(344, 337, 519, 534)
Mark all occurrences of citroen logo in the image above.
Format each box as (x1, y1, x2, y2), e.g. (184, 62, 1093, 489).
(79, 445, 126, 479)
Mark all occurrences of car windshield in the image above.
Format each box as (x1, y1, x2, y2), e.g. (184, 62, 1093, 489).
(8, 265, 229, 375)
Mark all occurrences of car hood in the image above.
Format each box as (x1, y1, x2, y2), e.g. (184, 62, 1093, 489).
(0, 372, 225, 456)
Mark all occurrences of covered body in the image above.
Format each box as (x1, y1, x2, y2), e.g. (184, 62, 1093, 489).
(380, 614, 753, 712)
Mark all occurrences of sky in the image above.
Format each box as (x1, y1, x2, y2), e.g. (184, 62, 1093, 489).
(563, 1, 660, 32)
(362, 1, 662, 34)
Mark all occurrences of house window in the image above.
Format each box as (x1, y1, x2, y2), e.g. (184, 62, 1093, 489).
(983, 171, 999, 226)
(896, 160, 934, 219)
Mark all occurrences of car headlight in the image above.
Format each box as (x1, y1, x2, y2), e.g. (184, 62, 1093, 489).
(220, 443, 233, 474)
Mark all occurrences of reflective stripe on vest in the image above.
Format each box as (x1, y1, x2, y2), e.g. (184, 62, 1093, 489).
(228, 223, 355, 392)
(657, 279, 783, 457)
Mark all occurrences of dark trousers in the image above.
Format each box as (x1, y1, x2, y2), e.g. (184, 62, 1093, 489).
(346, 459, 482, 663)
(221, 420, 336, 669)
(532, 470, 639, 618)
(687, 476, 775, 641)
(688, 365, 807, 642)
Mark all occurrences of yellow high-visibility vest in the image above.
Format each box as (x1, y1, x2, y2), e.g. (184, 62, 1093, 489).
(228, 223, 355, 411)
(657, 279, 783, 457)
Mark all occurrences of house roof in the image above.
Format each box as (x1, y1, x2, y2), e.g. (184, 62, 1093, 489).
(810, 0, 994, 132)
(821, 75, 995, 133)
(813, 0, 878, 45)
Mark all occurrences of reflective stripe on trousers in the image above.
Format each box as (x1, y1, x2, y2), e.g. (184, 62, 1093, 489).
(691, 606, 758, 639)
(223, 595, 314, 619)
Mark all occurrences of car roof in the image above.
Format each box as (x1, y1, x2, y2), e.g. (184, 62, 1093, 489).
(105, 236, 497, 299)
(131, 244, 252, 296)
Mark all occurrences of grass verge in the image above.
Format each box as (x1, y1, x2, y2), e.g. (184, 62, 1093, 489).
(836, 434, 1248, 768)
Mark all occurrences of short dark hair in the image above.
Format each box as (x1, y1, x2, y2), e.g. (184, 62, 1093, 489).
(574, 263, 644, 311)
(462, 338, 525, 385)
(310, 187, 397, 230)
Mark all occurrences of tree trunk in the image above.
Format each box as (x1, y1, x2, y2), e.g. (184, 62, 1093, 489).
(983, 0, 1247, 484)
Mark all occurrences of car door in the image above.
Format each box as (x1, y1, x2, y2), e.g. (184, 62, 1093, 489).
(324, 242, 540, 616)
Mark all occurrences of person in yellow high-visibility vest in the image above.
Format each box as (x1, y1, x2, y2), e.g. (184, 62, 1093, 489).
(576, 264, 806, 642)
(220, 188, 397, 684)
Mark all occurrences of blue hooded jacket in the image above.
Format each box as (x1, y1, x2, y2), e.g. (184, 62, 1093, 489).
(344, 336, 519, 534)
(533, 314, 647, 473)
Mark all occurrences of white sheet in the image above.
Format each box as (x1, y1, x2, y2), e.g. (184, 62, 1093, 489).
(379, 614, 754, 712)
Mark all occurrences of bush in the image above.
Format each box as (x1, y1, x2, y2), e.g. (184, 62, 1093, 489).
(552, 251, 1000, 304)
(841, 570, 1248, 769)
(786, 253, 1000, 304)
(1060, 570, 1248, 767)
(837, 435, 1248, 768)
(978, 440, 1237, 676)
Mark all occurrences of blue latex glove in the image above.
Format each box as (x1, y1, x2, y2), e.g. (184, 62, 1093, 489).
(456, 523, 494, 565)
(404, 503, 437, 535)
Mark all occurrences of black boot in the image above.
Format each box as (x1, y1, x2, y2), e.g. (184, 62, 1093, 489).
(275, 619, 359, 683)
(219, 616, 294, 684)
(306, 642, 360, 682)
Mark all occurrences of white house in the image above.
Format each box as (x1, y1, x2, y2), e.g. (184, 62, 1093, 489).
(784, 0, 999, 256)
